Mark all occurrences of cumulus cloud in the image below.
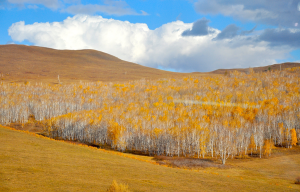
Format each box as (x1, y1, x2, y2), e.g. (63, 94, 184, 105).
(182, 18, 211, 36)
(258, 28, 300, 48)
(7, 0, 60, 9)
(62, 0, 147, 16)
(213, 24, 257, 40)
(214, 24, 240, 40)
(8, 15, 291, 72)
(194, 0, 300, 27)
(183, 20, 257, 40)
(241, 25, 257, 36)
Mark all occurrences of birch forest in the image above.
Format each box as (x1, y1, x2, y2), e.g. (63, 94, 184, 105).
(1, 68, 299, 164)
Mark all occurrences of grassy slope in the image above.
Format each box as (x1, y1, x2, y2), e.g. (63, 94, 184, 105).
(0, 45, 299, 84)
(1, 126, 299, 192)
(0, 45, 203, 84)
(210, 62, 300, 74)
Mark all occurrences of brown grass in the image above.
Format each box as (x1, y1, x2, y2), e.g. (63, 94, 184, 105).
(1, 44, 300, 191)
(1, 126, 300, 192)
(107, 180, 131, 192)
(211, 62, 300, 74)
(154, 156, 225, 169)
(1, 44, 298, 84)
(0, 44, 210, 84)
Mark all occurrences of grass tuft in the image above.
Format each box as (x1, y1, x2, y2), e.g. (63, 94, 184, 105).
(107, 180, 131, 192)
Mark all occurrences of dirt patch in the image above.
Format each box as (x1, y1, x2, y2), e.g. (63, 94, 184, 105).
(8, 115, 46, 133)
(153, 156, 227, 169)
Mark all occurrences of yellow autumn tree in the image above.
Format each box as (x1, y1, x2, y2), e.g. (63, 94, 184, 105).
(263, 139, 274, 157)
(291, 128, 298, 146)
(249, 135, 256, 156)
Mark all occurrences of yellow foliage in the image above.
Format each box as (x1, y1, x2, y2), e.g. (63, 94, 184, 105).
(2, 67, 300, 161)
(291, 128, 298, 146)
(107, 180, 131, 192)
(263, 139, 274, 157)
(249, 135, 256, 151)
(153, 128, 163, 137)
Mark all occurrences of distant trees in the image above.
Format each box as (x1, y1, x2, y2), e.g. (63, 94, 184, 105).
(0, 68, 300, 164)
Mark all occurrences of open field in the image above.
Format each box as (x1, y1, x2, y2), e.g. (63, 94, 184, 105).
(1, 126, 300, 192)
(1, 44, 300, 191)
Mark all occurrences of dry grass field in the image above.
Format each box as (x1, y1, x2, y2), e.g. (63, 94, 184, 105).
(2, 44, 297, 84)
(211, 62, 300, 74)
(1, 44, 300, 191)
(0, 44, 207, 84)
(1, 126, 300, 192)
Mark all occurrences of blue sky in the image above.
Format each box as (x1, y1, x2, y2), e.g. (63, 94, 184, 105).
(1, 0, 300, 72)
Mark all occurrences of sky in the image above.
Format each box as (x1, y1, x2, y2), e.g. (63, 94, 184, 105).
(1, 0, 300, 72)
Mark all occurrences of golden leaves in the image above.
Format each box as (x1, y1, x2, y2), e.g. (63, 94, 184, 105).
(291, 129, 298, 146)
(1, 66, 300, 159)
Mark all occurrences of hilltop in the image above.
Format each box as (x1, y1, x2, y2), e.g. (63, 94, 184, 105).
(0, 44, 193, 84)
(211, 62, 300, 74)
(1, 44, 299, 83)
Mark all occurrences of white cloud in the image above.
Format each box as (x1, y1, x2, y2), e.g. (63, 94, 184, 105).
(194, 0, 300, 28)
(8, 15, 291, 72)
(195, 2, 265, 20)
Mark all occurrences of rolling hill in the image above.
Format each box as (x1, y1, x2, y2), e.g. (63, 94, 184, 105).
(211, 62, 300, 74)
(1, 126, 299, 192)
(1, 44, 299, 84)
(1, 44, 300, 191)
(0, 44, 192, 84)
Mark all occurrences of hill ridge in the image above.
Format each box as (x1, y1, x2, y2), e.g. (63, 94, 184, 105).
(1, 44, 299, 83)
(0, 44, 190, 83)
(211, 62, 300, 74)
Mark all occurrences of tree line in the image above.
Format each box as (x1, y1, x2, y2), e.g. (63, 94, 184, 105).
(0, 68, 299, 164)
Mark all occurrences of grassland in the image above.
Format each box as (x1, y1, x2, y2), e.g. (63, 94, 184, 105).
(1, 44, 300, 191)
(1, 44, 298, 84)
(0, 44, 204, 84)
(1, 126, 299, 192)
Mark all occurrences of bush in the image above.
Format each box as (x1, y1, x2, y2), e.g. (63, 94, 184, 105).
(107, 180, 131, 192)
(295, 177, 300, 185)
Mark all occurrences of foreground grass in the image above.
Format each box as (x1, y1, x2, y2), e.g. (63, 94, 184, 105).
(0, 126, 299, 192)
